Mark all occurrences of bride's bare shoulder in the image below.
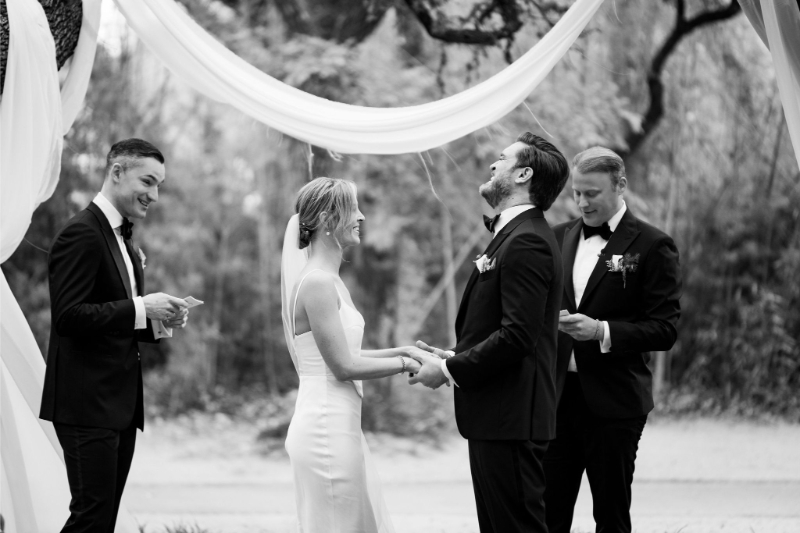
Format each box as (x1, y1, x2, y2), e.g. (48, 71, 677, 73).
(297, 270, 338, 304)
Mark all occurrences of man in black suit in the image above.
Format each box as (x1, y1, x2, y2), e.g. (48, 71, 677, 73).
(40, 139, 190, 532)
(543, 147, 682, 533)
(410, 132, 569, 533)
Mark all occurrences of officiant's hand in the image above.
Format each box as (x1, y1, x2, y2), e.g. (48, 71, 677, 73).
(407, 349, 449, 389)
(416, 340, 454, 359)
(162, 309, 189, 329)
(559, 312, 602, 342)
(143, 293, 188, 321)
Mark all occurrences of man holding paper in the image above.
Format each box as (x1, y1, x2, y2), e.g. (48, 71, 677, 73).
(544, 147, 682, 533)
(40, 139, 193, 533)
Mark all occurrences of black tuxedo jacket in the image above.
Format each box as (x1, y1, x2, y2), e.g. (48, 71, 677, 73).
(40, 202, 159, 431)
(553, 209, 682, 419)
(447, 208, 563, 441)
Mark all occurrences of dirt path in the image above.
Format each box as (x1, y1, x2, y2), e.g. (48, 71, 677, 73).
(125, 417, 800, 533)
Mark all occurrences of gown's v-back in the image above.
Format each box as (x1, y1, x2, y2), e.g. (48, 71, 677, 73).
(285, 269, 395, 533)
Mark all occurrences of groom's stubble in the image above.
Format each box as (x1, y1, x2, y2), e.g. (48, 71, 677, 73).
(479, 176, 513, 209)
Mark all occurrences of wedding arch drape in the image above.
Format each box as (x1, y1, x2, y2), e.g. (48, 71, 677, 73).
(740, 0, 800, 168)
(113, 0, 604, 154)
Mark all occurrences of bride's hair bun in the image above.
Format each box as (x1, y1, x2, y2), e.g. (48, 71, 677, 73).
(295, 177, 358, 249)
(298, 222, 313, 249)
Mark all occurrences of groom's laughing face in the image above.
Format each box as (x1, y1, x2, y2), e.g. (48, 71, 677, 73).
(110, 157, 166, 220)
(480, 141, 526, 208)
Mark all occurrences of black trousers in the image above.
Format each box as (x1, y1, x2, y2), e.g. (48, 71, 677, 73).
(54, 422, 137, 533)
(543, 373, 647, 533)
(468, 438, 549, 533)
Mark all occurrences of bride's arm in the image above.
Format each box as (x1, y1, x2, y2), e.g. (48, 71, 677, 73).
(302, 273, 421, 380)
(361, 347, 416, 359)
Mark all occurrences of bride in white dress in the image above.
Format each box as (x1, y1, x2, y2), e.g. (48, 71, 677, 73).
(280, 177, 424, 533)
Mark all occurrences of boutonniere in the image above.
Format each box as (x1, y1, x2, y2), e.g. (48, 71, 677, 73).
(474, 254, 497, 274)
(137, 247, 147, 269)
(606, 252, 639, 288)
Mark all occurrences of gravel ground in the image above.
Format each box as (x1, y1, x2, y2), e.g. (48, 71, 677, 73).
(124, 416, 800, 533)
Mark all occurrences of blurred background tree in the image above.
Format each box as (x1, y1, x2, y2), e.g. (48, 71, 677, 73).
(2, 0, 798, 441)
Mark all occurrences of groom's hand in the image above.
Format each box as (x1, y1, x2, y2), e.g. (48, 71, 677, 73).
(416, 340, 454, 359)
(143, 293, 188, 321)
(407, 349, 449, 389)
(559, 312, 601, 342)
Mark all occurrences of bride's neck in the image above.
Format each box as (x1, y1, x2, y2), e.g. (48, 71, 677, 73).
(307, 240, 343, 274)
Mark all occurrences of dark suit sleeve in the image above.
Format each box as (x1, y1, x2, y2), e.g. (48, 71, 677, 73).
(447, 232, 555, 388)
(50, 221, 137, 336)
(607, 235, 682, 353)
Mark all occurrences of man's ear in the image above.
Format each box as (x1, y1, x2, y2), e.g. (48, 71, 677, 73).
(617, 176, 627, 195)
(515, 167, 533, 184)
(110, 163, 124, 184)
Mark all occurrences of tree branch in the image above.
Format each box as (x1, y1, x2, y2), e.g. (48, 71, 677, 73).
(625, 0, 742, 157)
(402, 0, 523, 45)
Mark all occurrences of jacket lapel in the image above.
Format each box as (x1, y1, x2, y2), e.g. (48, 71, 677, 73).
(127, 240, 145, 295)
(455, 208, 542, 334)
(561, 220, 582, 310)
(578, 209, 639, 310)
(87, 203, 133, 299)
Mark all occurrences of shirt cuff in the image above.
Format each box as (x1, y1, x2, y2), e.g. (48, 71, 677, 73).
(441, 359, 458, 387)
(600, 321, 612, 353)
(153, 320, 173, 339)
(133, 297, 146, 329)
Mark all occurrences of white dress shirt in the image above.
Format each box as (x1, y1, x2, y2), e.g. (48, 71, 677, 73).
(567, 202, 626, 372)
(93, 193, 171, 338)
(441, 204, 536, 387)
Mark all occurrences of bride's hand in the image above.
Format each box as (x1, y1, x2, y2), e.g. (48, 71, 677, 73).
(404, 357, 422, 375)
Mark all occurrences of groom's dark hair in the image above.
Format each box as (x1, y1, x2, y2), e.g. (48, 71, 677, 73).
(514, 132, 569, 211)
(105, 138, 165, 175)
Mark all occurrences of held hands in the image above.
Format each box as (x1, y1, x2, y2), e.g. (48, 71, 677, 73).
(143, 293, 189, 322)
(558, 312, 602, 342)
(406, 342, 450, 390)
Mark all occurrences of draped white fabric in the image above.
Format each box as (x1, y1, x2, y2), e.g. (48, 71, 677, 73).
(113, 0, 604, 154)
(740, 0, 800, 167)
(0, 0, 137, 530)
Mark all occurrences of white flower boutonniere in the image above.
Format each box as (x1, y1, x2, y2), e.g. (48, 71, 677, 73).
(606, 252, 639, 288)
(474, 254, 497, 274)
(137, 247, 147, 269)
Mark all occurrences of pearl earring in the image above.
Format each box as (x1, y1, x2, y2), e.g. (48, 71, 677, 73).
(326, 231, 330, 235)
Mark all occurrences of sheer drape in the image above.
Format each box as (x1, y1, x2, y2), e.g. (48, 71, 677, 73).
(740, 0, 800, 167)
(113, 0, 604, 154)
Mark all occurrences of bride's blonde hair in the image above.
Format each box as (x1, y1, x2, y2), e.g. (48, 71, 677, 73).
(295, 177, 358, 249)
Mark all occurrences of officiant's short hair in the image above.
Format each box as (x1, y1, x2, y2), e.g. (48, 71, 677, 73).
(572, 147, 626, 186)
(514, 132, 569, 211)
(105, 138, 165, 175)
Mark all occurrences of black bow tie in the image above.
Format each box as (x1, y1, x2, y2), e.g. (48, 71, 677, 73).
(483, 214, 500, 233)
(120, 218, 134, 240)
(583, 222, 612, 240)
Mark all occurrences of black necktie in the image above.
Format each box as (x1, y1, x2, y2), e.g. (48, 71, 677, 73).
(583, 222, 612, 240)
(483, 214, 500, 233)
(120, 218, 134, 240)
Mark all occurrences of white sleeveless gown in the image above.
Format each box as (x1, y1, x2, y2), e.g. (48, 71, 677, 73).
(285, 271, 395, 533)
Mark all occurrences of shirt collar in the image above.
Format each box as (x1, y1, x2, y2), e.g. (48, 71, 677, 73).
(93, 192, 124, 229)
(607, 201, 627, 232)
(494, 204, 535, 236)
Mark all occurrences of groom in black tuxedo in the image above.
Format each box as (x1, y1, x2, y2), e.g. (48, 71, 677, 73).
(543, 147, 682, 533)
(411, 132, 569, 533)
(40, 139, 189, 532)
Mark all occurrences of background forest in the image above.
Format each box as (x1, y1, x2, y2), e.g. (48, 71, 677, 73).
(3, 0, 799, 439)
